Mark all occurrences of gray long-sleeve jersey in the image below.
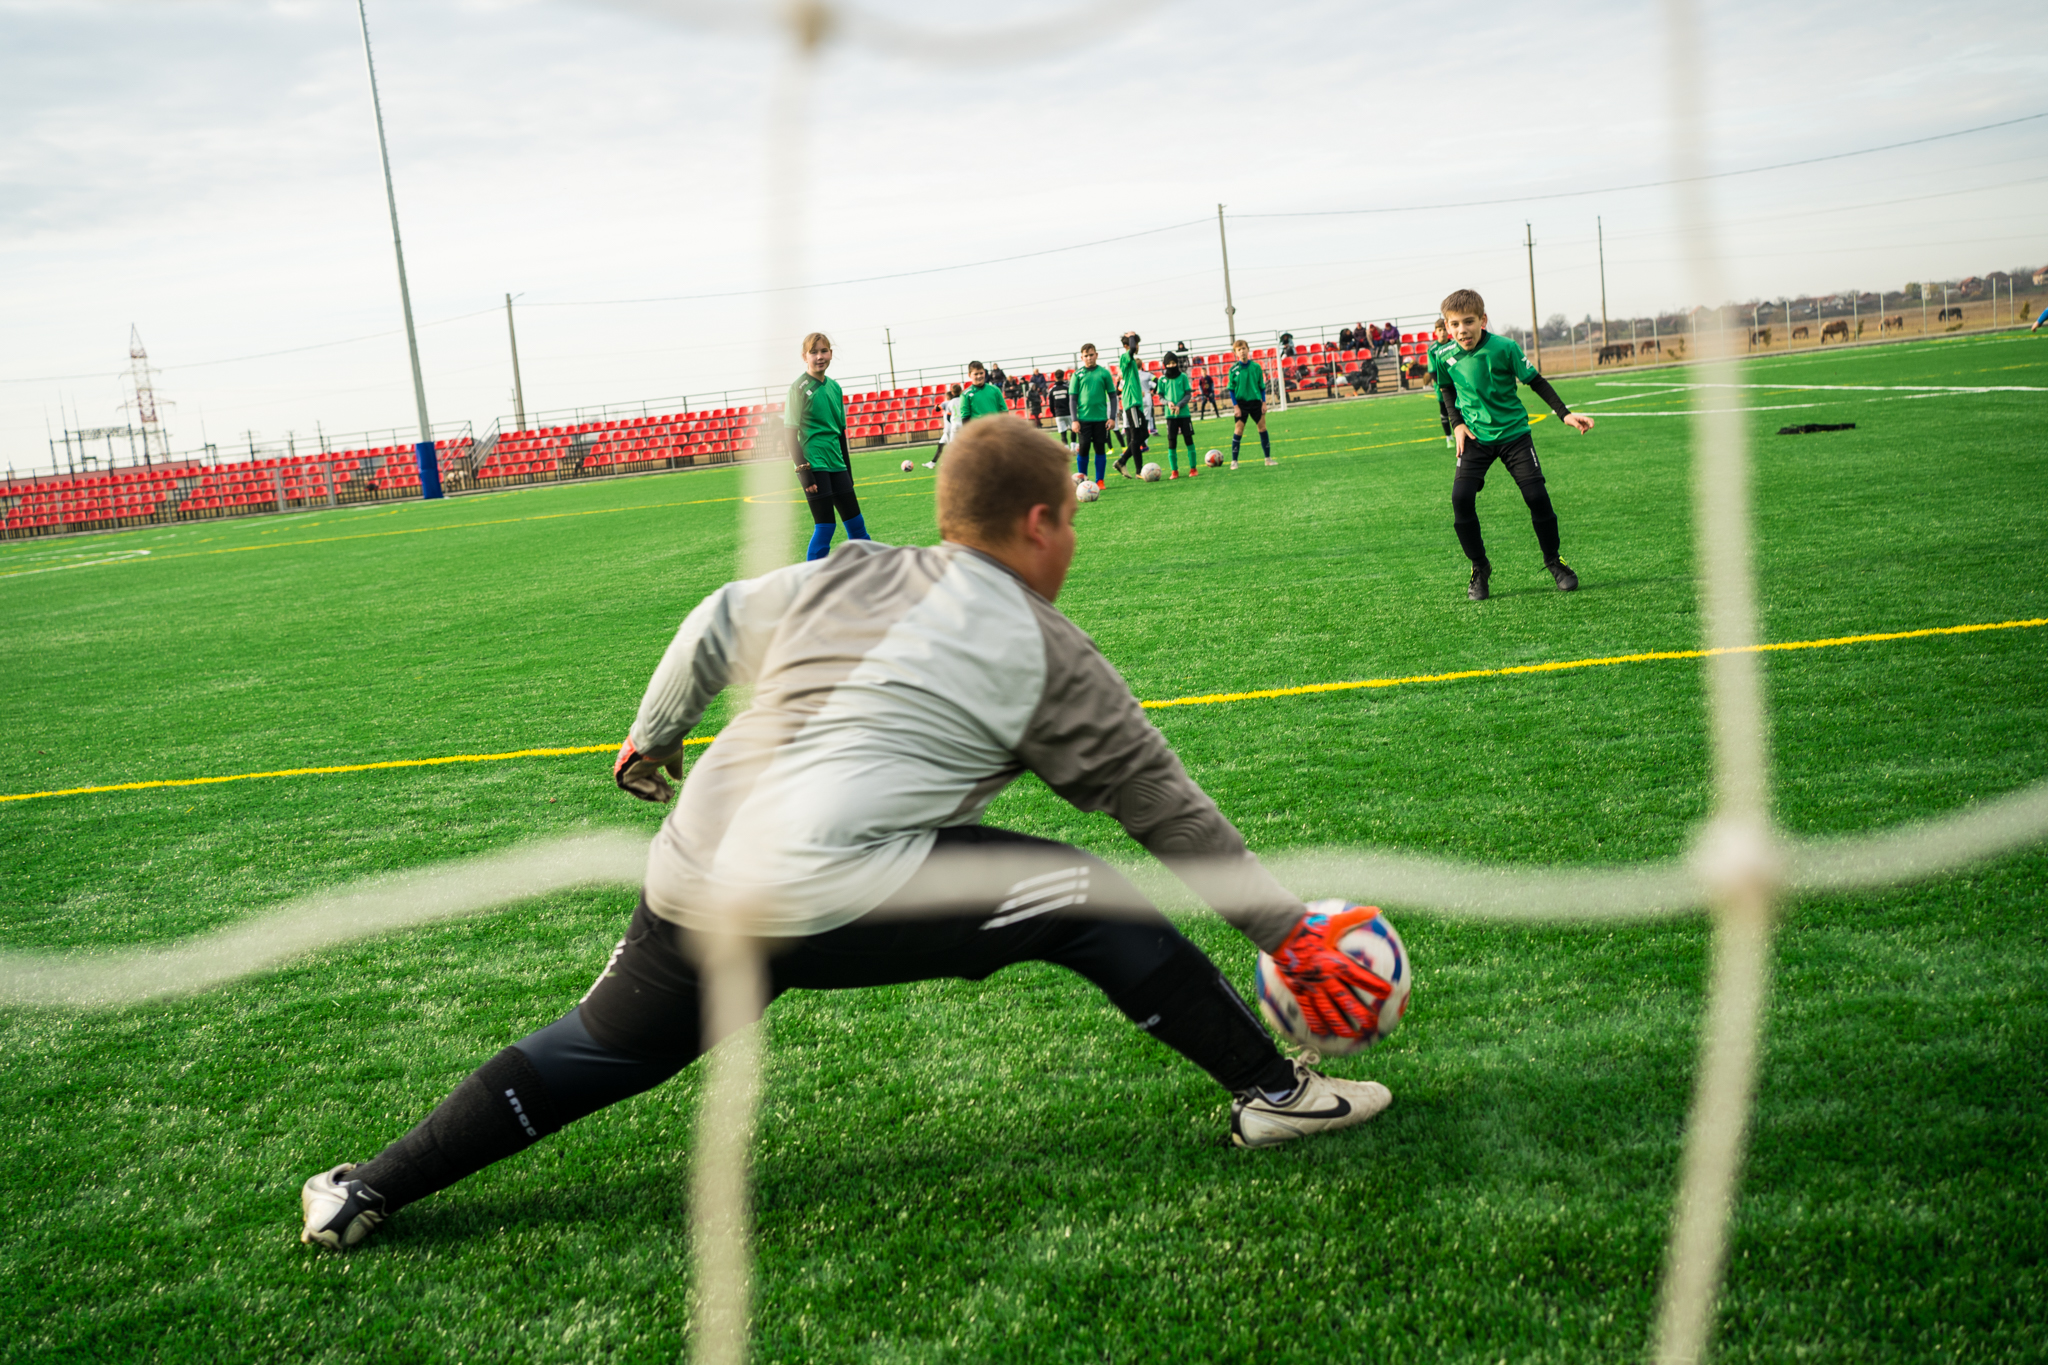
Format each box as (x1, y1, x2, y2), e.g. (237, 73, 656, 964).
(628, 539, 1306, 949)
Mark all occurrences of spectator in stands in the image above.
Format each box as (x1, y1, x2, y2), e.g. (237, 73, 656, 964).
(990, 364, 1008, 391)
(1173, 340, 1192, 371)
(1339, 326, 1355, 352)
(1025, 379, 1045, 426)
(1380, 323, 1398, 355)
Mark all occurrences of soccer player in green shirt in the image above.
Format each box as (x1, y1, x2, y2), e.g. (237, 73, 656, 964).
(928, 363, 1008, 468)
(1155, 352, 1198, 478)
(1424, 317, 1460, 449)
(1226, 339, 1273, 469)
(785, 331, 870, 562)
(1435, 289, 1593, 601)
(1111, 331, 1152, 477)
(1069, 343, 1117, 486)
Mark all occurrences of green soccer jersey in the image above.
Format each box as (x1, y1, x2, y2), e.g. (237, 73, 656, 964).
(958, 381, 1008, 425)
(1155, 373, 1191, 415)
(1071, 363, 1115, 421)
(784, 372, 847, 471)
(1117, 350, 1146, 406)
(1425, 338, 1461, 380)
(1436, 331, 1543, 443)
(1227, 358, 1267, 402)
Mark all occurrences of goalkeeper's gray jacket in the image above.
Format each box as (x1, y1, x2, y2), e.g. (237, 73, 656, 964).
(628, 539, 1306, 949)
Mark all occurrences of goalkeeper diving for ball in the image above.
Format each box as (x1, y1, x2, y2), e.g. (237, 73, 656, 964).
(1436, 288, 1592, 602)
(299, 415, 1395, 1251)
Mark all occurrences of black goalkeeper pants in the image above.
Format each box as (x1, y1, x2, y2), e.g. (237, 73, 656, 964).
(352, 826, 1289, 1213)
(1451, 432, 1561, 566)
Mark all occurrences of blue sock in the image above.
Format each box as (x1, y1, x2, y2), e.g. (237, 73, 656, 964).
(1094, 453, 1106, 482)
(1260, 430, 1272, 458)
(1231, 433, 1242, 460)
(1076, 450, 1087, 477)
(805, 522, 835, 561)
(843, 514, 870, 541)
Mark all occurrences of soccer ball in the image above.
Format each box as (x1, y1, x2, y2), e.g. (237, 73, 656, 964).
(901, 460, 914, 472)
(1253, 900, 1410, 1057)
(1205, 450, 1223, 467)
(1139, 462, 1163, 482)
(1072, 470, 1086, 483)
(1076, 480, 1100, 503)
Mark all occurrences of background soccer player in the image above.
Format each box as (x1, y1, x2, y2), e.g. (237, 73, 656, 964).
(1227, 339, 1273, 469)
(1155, 352, 1197, 478)
(1112, 330, 1151, 477)
(1436, 288, 1592, 601)
(956, 360, 1009, 432)
(1425, 316, 1459, 448)
(1048, 369, 1074, 454)
(785, 331, 870, 562)
(1070, 343, 1115, 485)
(298, 415, 1399, 1251)
(924, 382, 964, 468)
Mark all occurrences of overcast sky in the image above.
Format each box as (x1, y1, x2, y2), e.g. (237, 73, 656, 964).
(2, 0, 2044, 471)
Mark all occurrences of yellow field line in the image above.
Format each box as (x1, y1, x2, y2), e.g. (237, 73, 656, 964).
(0, 738, 715, 804)
(1141, 617, 2047, 709)
(4, 616, 2041, 806)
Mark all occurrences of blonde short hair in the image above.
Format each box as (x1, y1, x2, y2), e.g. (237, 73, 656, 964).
(800, 331, 832, 355)
(1440, 290, 1486, 318)
(936, 415, 1072, 546)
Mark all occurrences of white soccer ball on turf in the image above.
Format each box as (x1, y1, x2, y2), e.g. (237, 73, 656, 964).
(901, 460, 914, 472)
(1072, 471, 1086, 483)
(1075, 480, 1100, 503)
(1139, 462, 1163, 482)
(1205, 450, 1223, 467)
(1253, 900, 1410, 1057)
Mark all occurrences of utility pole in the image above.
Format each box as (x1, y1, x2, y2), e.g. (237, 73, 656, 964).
(1217, 204, 1238, 346)
(1524, 222, 1542, 369)
(355, 0, 441, 499)
(1597, 216, 1610, 348)
(504, 293, 527, 431)
(884, 327, 897, 388)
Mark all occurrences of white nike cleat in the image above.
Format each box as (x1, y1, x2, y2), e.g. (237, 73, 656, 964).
(922, 460, 936, 468)
(300, 1163, 387, 1250)
(1230, 1059, 1392, 1149)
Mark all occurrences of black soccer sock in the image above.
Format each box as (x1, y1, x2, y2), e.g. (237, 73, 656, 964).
(1451, 479, 1489, 565)
(1524, 491, 1561, 561)
(353, 1046, 567, 1212)
(1230, 433, 1242, 460)
(1108, 937, 1293, 1096)
(1259, 430, 1272, 458)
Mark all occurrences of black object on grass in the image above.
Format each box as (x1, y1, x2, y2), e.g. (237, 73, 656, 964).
(1777, 423, 1857, 435)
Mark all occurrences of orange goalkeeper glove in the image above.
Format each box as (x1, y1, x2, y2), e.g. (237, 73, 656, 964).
(613, 736, 684, 804)
(1270, 905, 1395, 1039)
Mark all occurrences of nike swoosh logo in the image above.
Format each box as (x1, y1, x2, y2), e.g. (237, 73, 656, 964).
(1276, 1098, 1351, 1120)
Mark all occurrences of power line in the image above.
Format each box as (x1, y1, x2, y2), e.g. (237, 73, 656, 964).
(1232, 110, 2048, 219)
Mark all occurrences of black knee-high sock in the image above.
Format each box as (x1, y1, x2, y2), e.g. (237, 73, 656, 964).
(1452, 480, 1488, 565)
(1108, 938, 1294, 1095)
(1259, 430, 1272, 458)
(353, 1047, 566, 1212)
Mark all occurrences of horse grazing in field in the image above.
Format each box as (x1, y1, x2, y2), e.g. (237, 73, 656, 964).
(1881, 315, 1905, 333)
(1750, 328, 1772, 346)
(1638, 338, 1661, 355)
(1792, 325, 1811, 339)
(1596, 343, 1634, 365)
(1938, 306, 1965, 322)
(1821, 321, 1849, 342)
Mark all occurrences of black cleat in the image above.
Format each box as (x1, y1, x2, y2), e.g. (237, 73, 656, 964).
(1547, 559, 1580, 592)
(1467, 563, 1491, 601)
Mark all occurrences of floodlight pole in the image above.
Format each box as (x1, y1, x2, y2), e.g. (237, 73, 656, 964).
(505, 293, 528, 431)
(1217, 204, 1238, 346)
(1525, 222, 1542, 370)
(1597, 216, 1610, 348)
(356, 0, 442, 499)
(885, 327, 897, 388)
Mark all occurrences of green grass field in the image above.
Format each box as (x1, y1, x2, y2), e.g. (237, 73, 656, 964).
(3, 333, 2045, 1363)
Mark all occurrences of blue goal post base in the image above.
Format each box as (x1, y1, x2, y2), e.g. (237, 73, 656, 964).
(415, 439, 444, 500)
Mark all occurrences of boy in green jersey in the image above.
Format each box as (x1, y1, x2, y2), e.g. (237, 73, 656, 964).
(1069, 343, 1117, 485)
(1155, 353, 1198, 478)
(928, 363, 1009, 468)
(1436, 289, 1593, 601)
(1424, 317, 1460, 448)
(1226, 339, 1273, 469)
(1111, 331, 1151, 477)
(786, 331, 870, 561)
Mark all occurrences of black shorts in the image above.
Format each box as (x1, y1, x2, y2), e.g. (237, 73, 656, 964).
(1165, 416, 1195, 442)
(798, 464, 860, 524)
(578, 827, 1184, 1064)
(1234, 398, 1265, 423)
(1076, 419, 1111, 452)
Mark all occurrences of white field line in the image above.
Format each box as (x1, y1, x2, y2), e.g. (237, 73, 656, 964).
(0, 549, 151, 578)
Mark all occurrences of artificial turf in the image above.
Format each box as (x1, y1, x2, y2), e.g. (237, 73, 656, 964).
(2, 333, 2044, 1362)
